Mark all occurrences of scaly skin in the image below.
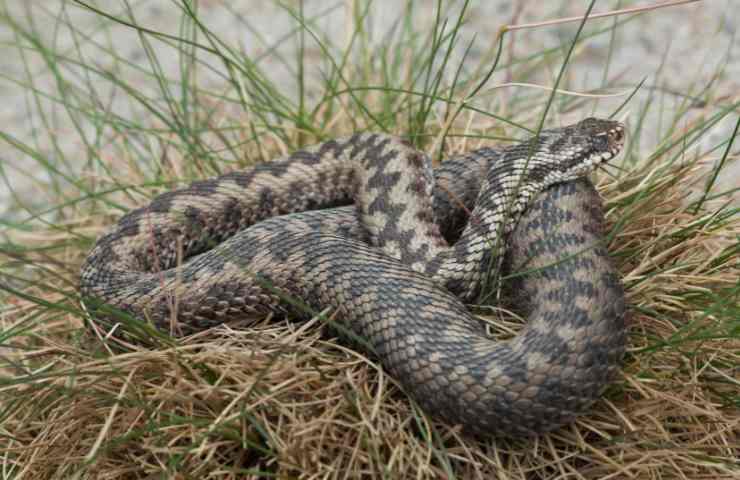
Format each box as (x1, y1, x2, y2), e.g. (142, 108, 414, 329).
(81, 118, 626, 436)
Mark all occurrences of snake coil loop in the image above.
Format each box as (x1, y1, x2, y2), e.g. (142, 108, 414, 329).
(81, 118, 626, 436)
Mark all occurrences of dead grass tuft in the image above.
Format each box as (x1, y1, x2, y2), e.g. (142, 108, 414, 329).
(2, 132, 738, 478)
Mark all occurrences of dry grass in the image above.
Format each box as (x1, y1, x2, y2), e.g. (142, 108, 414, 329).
(1, 1, 739, 478)
(2, 127, 738, 478)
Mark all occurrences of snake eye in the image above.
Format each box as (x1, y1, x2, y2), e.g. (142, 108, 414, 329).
(609, 126, 625, 146)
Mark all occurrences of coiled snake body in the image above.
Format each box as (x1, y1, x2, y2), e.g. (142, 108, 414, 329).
(81, 118, 627, 437)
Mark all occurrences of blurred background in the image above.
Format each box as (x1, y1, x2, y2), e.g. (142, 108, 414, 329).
(1, 0, 738, 219)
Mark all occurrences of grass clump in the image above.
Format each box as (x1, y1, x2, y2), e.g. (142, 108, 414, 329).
(1, 1, 738, 478)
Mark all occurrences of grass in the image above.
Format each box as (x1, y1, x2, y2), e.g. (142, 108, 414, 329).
(1, 0, 739, 478)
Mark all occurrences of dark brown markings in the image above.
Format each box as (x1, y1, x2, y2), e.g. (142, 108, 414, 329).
(316, 138, 351, 160)
(349, 134, 388, 163)
(407, 151, 426, 169)
(217, 161, 292, 188)
(366, 171, 402, 198)
(257, 188, 276, 217)
(526, 163, 552, 183)
(408, 175, 430, 196)
(289, 150, 321, 165)
(188, 177, 223, 195)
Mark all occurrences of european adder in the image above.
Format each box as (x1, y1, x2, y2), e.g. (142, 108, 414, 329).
(80, 118, 627, 437)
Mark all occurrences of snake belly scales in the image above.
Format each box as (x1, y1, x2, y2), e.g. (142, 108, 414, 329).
(80, 118, 627, 437)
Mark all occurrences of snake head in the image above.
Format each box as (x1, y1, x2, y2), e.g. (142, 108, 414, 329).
(498, 117, 625, 189)
(550, 117, 625, 177)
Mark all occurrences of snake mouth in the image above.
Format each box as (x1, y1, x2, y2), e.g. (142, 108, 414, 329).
(606, 123, 625, 153)
(583, 122, 625, 169)
(545, 118, 626, 179)
(520, 119, 626, 185)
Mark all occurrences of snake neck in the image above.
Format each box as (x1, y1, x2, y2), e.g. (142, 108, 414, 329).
(354, 138, 451, 272)
(353, 141, 548, 302)
(355, 142, 543, 302)
(427, 165, 544, 301)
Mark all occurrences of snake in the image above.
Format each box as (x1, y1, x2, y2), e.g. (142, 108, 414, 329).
(80, 118, 627, 437)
